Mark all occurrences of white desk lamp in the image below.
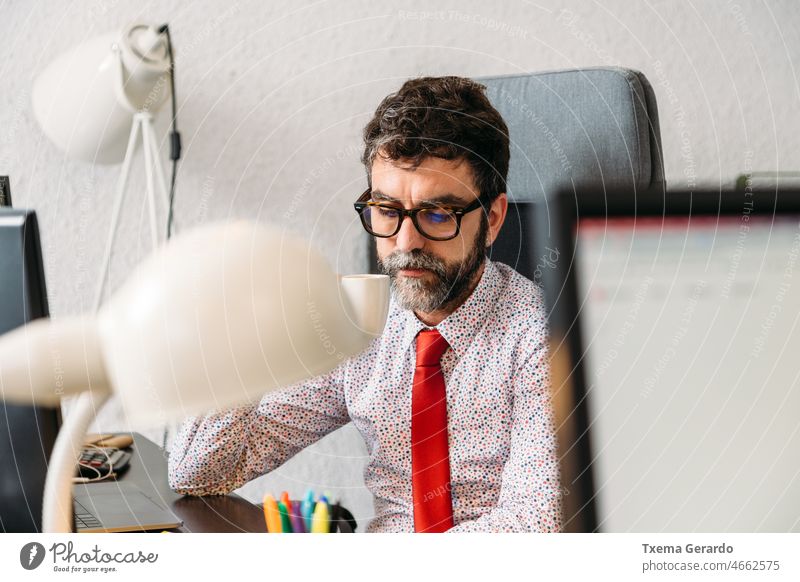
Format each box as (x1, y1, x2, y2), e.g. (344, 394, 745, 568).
(0, 221, 389, 532)
(32, 23, 175, 311)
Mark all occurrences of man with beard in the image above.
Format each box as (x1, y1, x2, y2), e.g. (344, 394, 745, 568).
(169, 76, 562, 533)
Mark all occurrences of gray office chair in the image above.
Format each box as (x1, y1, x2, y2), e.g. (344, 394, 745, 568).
(367, 67, 665, 279)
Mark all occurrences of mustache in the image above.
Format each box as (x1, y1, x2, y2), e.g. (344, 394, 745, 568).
(378, 250, 447, 279)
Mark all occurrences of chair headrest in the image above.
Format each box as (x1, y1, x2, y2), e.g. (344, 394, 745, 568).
(479, 67, 664, 201)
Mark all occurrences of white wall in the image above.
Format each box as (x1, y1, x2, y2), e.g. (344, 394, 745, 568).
(2, 0, 798, 530)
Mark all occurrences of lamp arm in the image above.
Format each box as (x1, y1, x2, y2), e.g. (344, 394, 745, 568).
(42, 389, 110, 532)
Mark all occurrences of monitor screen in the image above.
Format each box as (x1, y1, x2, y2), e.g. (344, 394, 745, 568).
(575, 213, 800, 532)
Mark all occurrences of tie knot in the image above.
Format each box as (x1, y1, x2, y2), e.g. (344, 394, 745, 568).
(415, 329, 449, 367)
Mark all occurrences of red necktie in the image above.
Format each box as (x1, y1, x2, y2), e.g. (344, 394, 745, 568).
(411, 329, 454, 532)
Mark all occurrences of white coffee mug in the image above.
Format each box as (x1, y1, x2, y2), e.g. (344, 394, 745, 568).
(340, 274, 390, 338)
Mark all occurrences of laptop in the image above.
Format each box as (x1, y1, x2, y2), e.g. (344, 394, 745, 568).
(0, 207, 181, 533)
(73, 482, 181, 533)
(531, 185, 800, 533)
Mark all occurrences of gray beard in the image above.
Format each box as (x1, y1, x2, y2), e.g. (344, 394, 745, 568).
(377, 218, 488, 314)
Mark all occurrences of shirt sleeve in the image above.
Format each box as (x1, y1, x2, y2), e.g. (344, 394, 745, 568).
(168, 360, 350, 496)
(446, 327, 563, 533)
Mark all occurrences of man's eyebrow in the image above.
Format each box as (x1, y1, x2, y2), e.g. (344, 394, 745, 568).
(370, 189, 469, 206)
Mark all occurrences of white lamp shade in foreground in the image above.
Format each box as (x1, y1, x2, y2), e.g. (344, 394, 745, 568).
(0, 222, 389, 426)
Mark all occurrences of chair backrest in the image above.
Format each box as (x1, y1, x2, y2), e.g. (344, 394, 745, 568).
(482, 67, 664, 280)
(366, 67, 665, 278)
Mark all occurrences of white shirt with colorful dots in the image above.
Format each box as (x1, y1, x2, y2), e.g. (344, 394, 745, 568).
(168, 258, 562, 532)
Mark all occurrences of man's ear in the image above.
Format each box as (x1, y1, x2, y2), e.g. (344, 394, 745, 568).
(485, 193, 508, 247)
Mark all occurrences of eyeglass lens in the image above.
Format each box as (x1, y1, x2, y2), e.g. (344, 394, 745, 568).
(363, 205, 458, 239)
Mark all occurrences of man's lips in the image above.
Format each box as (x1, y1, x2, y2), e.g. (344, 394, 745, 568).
(398, 268, 429, 277)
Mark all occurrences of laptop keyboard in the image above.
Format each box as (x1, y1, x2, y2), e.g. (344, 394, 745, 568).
(73, 500, 102, 531)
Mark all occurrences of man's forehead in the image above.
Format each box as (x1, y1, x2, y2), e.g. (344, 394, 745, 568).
(370, 155, 477, 194)
(372, 153, 470, 173)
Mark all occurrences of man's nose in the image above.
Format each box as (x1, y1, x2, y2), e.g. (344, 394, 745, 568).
(394, 215, 426, 253)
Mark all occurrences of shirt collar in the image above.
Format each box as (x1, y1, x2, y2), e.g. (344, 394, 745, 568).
(395, 259, 501, 358)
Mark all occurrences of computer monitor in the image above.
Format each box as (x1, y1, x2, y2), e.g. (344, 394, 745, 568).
(532, 186, 800, 532)
(0, 208, 61, 532)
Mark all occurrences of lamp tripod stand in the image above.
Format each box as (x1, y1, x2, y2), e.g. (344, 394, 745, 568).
(93, 111, 170, 312)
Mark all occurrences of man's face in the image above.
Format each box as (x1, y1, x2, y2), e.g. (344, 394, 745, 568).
(371, 154, 506, 317)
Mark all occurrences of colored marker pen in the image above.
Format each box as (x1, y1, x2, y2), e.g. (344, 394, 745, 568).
(263, 494, 282, 533)
(280, 490, 292, 510)
(277, 501, 293, 533)
(290, 500, 306, 533)
(311, 501, 330, 533)
(301, 489, 315, 531)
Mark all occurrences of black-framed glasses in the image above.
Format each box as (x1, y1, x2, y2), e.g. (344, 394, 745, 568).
(353, 188, 491, 241)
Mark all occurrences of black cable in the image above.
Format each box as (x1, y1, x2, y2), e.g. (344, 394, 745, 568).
(158, 24, 181, 451)
(159, 24, 181, 239)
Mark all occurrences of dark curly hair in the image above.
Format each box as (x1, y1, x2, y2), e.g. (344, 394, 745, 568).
(362, 76, 509, 201)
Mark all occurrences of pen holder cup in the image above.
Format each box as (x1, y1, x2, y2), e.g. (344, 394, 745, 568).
(322, 503, 356, 533)
(264, 500, 357, 533)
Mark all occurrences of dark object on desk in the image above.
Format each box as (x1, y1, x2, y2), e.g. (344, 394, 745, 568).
(0, 208, 60, 533)
(76, 433, 135, 481)
(76, 447, 132, 480)
(0, 176, 11, 206)
(329, 502, 357, 533)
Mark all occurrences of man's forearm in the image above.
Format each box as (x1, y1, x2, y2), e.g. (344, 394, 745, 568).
(168, 405, 258, 495)
(168, 364, 351, 496)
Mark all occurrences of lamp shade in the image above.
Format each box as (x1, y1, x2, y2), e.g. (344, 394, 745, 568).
(0, 222, 389, 426)
(32, 23, 171, 164)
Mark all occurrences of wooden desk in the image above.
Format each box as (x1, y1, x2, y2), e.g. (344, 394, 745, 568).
(103, 432, 266, 533)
